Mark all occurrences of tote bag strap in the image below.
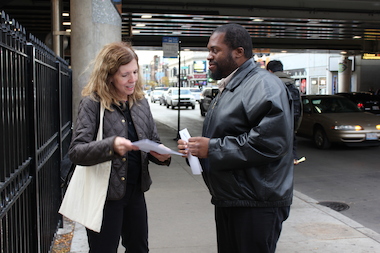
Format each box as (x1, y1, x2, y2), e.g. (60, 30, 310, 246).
(96, 102, 105, 141)
(59, 101, 111, 233)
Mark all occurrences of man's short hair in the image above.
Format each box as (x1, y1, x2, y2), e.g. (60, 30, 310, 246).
(213, 23, 253, 59)
(266, 60, 284, 72)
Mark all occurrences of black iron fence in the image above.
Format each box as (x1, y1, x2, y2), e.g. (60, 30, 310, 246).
(1, 11, 72, 253)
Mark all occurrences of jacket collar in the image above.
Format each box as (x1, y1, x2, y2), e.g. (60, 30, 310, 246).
(225, 58, 257, 92)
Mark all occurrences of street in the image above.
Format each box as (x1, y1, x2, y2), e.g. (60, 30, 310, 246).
(148, 98, 380, 234)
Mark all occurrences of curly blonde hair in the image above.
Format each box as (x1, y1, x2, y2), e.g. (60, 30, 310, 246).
(82, 41, 145, 110)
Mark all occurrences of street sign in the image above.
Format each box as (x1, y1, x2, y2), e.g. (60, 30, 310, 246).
(162, 37, 179, 58)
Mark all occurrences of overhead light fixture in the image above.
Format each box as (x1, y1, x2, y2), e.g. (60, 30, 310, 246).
(132, 30, 140, 34)
(353, 35, 362, 39)
(193, 17, 204, 20)
(281, 50, 287, 53)
(66, 29, 71, 32)
(141, 15, 152, 19)
(63, 22, 71, 26)
(251, 17, 263, 22)
(62, 13, 69, 17)
(341, 51, 347, 54)
(136, 24, 146, 27)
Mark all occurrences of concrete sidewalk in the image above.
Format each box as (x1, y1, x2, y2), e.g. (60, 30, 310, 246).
(65, 121, 380, 253)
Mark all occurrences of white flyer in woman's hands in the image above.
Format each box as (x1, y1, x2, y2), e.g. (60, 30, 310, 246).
(179, 128, 203, 175)
(132, 139, 183, 155)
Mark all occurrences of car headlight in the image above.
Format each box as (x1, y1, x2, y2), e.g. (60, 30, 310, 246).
(333, 125, 363, 131)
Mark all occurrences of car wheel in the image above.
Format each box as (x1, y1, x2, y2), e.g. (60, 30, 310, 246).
(192, 105, 195, 109)
(166, 103, 170, 108)
(171, 104, 175, 109)
(313, 127, 331, 149)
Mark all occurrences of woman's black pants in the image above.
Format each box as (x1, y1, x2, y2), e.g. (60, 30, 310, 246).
(86, 184, 148, 253)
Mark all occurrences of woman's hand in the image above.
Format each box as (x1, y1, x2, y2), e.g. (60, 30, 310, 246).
(150, 144, 171, 162)
(113, 136, 139, 156)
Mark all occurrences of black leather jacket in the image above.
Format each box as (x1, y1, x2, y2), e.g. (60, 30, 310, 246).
(201, 59, 294, 207)
(69, 96, 170, 200)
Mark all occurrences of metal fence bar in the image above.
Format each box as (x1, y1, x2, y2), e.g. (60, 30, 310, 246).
(57, 58, 73, 159)
(1, 11, 36, 253)
(1, 10, 72, 253)
(29, 34, 62, 253)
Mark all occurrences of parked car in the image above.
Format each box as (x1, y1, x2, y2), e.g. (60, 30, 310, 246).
(154, 86, 169, 91)
(336, 92, 380, 115)
(189, 87, 202, 102)
(297, 95, 380, 149)
(144, 90, 151, 96)
(159, 90, 169, 106)
(166, 88, 196, 109)
(150, 90, 163, 103)
(199, 87, 219, 116)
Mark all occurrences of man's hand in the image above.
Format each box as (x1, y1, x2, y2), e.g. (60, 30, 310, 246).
(177, 139, 189, 157)
(187, 137, 210, 158)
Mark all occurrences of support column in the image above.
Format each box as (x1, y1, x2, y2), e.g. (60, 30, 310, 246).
(52, 0, 62, 56)
(70, 0, 121, 119)
(338, 55, 352, 92)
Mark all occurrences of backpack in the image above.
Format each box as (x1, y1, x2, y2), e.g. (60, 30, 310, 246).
(285, 81, 302, 130)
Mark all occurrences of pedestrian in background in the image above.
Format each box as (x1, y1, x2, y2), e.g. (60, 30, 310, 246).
(178, 24, 294, 253)
(266, 60, 304, 165)
(69, 41, 171, 253)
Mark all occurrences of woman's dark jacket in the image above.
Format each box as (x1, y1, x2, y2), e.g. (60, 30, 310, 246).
(69, 96, 170, 200)
(201, 59, 294, 208)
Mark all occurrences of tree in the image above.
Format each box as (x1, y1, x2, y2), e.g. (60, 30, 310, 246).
(161, 76, 169, 86)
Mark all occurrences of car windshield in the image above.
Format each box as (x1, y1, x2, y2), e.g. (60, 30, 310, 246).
(172, 89, 191, 95)
(310, 97, 361, 113)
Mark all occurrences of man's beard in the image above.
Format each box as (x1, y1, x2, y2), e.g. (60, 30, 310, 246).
(210, 65, 223, 80)
(209, 53, 238, 81)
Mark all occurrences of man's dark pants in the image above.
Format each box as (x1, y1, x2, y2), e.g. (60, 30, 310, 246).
(215, 205, 290, 253)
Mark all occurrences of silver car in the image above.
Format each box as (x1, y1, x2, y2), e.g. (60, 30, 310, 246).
(166, 88, 196, 109)
(189, 88, 202, 102)
(150, 90, 163, 103)
(297, 95, 380, 149)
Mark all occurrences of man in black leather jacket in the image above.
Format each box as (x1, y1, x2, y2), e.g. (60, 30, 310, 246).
(178, 24, 294, 253)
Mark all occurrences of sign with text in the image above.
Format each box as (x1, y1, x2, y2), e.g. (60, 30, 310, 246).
(162, 37, 179, 58)
(193, 60, 206, 73)
(193, 74, 207, 79)
(363, 53, 380, 60)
